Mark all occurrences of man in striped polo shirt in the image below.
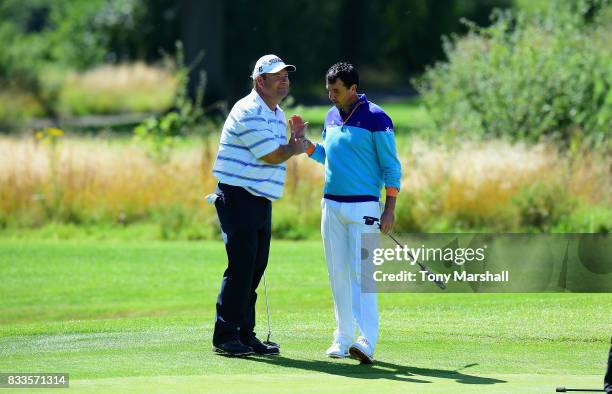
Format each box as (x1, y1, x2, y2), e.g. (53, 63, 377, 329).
(303, 62, 402, 364)
(210, 55, 306, 357)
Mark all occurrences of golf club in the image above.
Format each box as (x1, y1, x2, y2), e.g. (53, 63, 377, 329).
(363, 216, 446, 290)
(555, 388, 605, 392)
(262, 271, 276, 346)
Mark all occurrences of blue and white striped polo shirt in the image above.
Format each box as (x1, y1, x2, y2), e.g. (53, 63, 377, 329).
(212, 89, 287, 201)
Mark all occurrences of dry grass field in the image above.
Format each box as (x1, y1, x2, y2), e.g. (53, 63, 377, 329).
(0, 133, 610, 238)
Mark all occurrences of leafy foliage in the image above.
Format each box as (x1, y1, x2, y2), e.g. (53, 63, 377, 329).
(416, 0, 611, 144)
(0, 0, 151, 124)
(134, 42, 206, 163)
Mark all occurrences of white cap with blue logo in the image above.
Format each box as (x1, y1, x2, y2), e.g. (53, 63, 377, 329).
(251, 54, 296, 79)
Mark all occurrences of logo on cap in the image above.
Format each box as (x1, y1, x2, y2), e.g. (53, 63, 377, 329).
(251, 54, 296, 79)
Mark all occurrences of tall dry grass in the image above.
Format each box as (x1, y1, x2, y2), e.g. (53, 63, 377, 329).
(0, 136, 214, 238)
(397, 139, 610, 231)
(58, 62, 176, 116)
(0, 135, 609, 238)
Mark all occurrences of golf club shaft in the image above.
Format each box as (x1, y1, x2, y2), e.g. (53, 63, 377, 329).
(263, 271, 272, 343)
(384, 231, 447, 290)
(556, 388, 605, 392)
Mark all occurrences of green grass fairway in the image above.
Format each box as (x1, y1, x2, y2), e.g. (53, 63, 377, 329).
(1, 240, 610, 393)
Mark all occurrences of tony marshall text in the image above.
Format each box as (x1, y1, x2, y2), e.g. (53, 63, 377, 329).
(373, 270, 509, 284)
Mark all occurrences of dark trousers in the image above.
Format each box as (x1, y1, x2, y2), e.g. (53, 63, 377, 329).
(213, 183, 272, 345)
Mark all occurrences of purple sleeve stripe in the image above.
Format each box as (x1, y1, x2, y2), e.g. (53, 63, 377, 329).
(220, 142, 249, 151)
(217, 155, 285, 170)
(233, 128, 273, 137)
(242, 116, 267, 122)
(248, 138, 277, 149)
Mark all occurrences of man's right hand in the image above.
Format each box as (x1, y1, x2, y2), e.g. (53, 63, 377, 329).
(259, 119, 307, 164)
(289, 115, 308, 139)
(288, 132, 306, 155)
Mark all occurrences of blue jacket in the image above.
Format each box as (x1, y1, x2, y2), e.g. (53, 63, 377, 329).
(309, 94, 402, 202)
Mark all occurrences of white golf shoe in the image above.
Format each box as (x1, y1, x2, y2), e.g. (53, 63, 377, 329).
(326, 342, 349, 358)
(349, 337, 374, 364)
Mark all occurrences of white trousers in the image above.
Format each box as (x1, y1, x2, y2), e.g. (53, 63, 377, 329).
(321, 198, 380, 349)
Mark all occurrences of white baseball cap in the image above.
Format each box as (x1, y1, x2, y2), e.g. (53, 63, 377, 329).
(251, 54, 296, 79)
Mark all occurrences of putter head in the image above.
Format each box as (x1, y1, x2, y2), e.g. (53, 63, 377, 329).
(263, 340, 280, 349)
(263, 333, 280, 349)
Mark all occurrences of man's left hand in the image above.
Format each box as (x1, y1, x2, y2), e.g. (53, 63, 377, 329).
(380, 209, 395, 234)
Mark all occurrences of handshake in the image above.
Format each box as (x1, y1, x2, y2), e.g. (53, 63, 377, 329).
(287, 115, 313, 155)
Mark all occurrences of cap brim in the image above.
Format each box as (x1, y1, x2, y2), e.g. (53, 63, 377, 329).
(268, 64, 296, 74)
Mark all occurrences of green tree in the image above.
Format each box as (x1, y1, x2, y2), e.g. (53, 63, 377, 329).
(416, 0, 611, 144)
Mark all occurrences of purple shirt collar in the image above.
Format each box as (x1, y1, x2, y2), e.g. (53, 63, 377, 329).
(339, 94, 367, 120)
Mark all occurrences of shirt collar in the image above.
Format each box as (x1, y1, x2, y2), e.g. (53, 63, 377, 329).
(251, 89, 281, 114)
(339, 94, 367, 117)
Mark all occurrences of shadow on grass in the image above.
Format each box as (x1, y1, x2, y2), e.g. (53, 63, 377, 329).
(242, 356, 506, 385)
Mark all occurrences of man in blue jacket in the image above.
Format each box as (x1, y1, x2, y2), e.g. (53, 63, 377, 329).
(303, 62, 402, 364)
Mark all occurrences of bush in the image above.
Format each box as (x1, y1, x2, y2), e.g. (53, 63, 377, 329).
(0, 0, 151, 125)
(416, 0, 611, 144)
(512, 181, 576, 231)
(134, 42, 210, 164)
